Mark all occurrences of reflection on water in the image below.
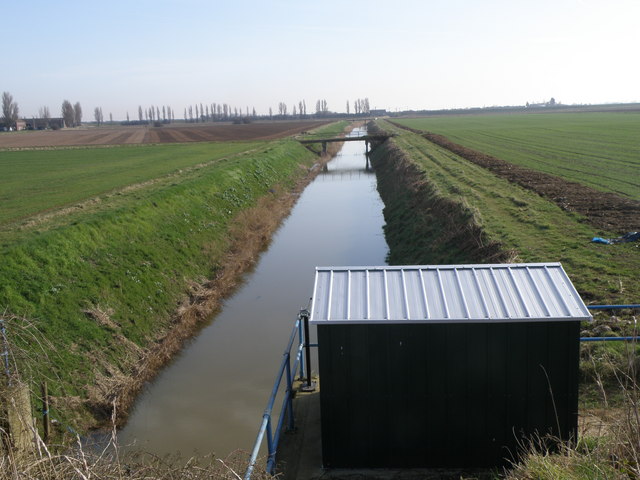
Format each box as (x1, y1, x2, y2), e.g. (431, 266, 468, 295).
(116, 127, 388, 457)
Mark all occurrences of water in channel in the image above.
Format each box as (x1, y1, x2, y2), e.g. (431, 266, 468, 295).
(117, 127, 389, 457)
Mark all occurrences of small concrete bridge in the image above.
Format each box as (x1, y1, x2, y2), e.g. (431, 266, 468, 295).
(298, 133, 392, 154)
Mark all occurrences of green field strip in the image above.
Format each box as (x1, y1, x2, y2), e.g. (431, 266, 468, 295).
(394, 113, 640, 200)
(381, 122, 639, 305)
(0, 142, 263, 226)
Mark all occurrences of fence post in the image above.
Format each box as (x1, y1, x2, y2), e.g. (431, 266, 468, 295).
(6, 381, 35, 459)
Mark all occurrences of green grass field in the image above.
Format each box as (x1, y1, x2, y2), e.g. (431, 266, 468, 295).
(376, 119, 639, 305)
(394, 112, 640, 200)
(0, 142, 263, 226)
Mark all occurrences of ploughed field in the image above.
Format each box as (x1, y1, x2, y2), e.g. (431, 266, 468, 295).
(0, 120, 331, 148)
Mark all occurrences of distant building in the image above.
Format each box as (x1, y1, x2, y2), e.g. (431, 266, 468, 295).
(370, 109, 387, 116)
(0, 120, 26, 131)
(25, 117, 65, 130)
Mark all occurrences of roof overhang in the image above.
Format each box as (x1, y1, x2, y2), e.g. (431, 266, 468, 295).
(310, 263, 592, 325)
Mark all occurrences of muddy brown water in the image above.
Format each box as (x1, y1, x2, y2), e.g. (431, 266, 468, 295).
(114, 128, 389, 457)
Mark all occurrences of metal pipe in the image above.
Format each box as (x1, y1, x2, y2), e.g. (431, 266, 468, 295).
(266, 417, 274, 469)
(581, 336, 640, 342)
(244, 416, 270, 480)
(587, 304, 640, 310)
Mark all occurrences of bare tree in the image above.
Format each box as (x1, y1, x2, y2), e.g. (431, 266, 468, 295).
(2, 91, 19, 128)
(346, 100, 350, 115)
(61, 100, 74, 127)
(94, 106, 103, 126)
(138, 105, 143, 122)
(73, 102, 82, 126)
(109, 112, 113, 123)
(39, 106, 51, 127)
(126, 111, 130, 122)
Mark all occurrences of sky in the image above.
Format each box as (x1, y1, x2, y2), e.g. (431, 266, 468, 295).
(2, 0, 639, 120)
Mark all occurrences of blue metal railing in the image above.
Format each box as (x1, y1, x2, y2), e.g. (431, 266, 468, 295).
(244, 310, 315, 480)
(581, 304, 640, 342)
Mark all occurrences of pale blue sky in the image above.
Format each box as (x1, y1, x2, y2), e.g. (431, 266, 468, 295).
(2, 0, 638, 119)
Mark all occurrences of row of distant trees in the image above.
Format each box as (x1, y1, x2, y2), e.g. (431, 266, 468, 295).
(2, 91, 374, 130)
(2, 92, 84, 129)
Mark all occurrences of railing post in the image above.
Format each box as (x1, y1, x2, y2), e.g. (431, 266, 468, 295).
(299, 309, 316, 392)
(285, 355, 295, 432)
(266, 416, 274, 472)
(297, 317, 305, 380)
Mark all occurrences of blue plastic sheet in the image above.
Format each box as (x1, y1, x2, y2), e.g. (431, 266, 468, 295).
(591, 231, 640, 245)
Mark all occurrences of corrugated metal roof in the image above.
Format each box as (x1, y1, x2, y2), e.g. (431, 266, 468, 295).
(310, 263, 592, 324)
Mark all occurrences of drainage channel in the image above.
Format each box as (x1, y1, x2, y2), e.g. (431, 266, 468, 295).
(115, 126, 389, 457)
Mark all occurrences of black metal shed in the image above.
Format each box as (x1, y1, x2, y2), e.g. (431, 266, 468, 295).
(310, 263, 591, 468)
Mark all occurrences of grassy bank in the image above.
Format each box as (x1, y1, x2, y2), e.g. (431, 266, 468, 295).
(0, 138, 324, 433)
(394, 113, 640, 201)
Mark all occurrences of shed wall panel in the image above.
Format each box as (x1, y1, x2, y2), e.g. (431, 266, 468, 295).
(318, 322, 579, 468)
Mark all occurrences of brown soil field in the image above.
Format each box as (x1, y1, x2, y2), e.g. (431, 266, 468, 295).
(389, 121, 640, 234)
(0, 121, 331, 148)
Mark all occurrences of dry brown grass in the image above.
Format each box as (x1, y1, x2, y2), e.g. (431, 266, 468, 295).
(0, 422, 274, 480)
(507, 341, 640, 479)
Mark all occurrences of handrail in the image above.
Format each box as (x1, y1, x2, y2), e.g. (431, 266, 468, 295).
(587, 304, 640, 310)
(244, 311, 315, 479)
(581, 304, 639, 342)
